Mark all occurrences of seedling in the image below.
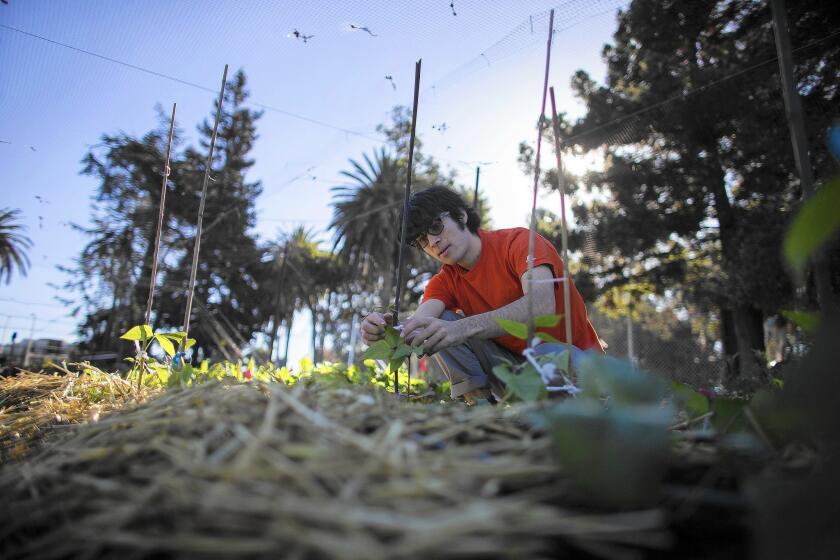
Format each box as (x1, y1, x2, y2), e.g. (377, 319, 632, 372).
(121, 324, 196, 387)
(361, 325, 424, 395)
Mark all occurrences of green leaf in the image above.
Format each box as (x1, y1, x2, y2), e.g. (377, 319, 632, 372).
(671, 381, 710, 420)
(412, 345, 425, 357)
(492, 364, 546, 402)
(711, 397, 749, 434)
(184, 337, 197, 351)
(154, 334, 176, 357)
(495, 318, 528, 340)
(362, 340, 392, 360)
(784, 177, 840, 274)
(532, 399, 673, 508)
(157, 331, 186, 343)
(577, 354, 665, 405)
(548, 349, 570, 375)
(392, 344, 414, 361)
(781, 309, 820, 334)
(535, 331, 562, 344)
(388, 358, 404, 374)
(534, 314, 562, 328)
(384, 325, 402, 347)
(120, 325, 153, 342)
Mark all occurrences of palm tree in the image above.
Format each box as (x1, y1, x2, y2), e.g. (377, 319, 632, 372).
(330, 147, 434, 308)
(0, 208, 32, 284)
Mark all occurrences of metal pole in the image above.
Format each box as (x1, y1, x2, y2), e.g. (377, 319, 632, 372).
(526, 9, 555, 343)
(473, 166, 480, 214)
(548, 87, 574, 375)
(181, 65, 229, 351)
(392, 59, 422, 396)
(770, 0, 837, 314)
(22, 314, 35, 367)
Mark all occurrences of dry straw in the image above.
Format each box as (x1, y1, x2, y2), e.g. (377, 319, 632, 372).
(1, 377, 672, 559)
(0, 365, 156, 463)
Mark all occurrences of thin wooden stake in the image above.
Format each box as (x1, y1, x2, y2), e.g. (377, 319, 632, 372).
(393, 58, 422, 396)
(145, 102, 177, 326)
(181, 64, 228, 352)
(526, 9, 555, 344)
(137, 102, 177, 389)
(549, 87, 574, 378)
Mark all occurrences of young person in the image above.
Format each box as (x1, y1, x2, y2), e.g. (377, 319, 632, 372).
(360, 186, 603, 402)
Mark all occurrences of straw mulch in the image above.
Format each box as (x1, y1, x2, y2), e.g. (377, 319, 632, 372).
(0, 376, 755, 559)
(0, 367, 156, 463)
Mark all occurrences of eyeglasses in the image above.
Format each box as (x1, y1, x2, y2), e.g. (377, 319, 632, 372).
(410, 212, 449, 249)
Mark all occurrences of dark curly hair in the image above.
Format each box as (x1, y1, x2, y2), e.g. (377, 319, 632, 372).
(406, 186, 481, 246)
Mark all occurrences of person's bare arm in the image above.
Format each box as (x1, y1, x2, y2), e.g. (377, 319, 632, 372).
(402, 265, 556, 353)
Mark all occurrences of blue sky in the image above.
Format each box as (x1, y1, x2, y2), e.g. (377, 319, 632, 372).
(0, 0, 625, 363)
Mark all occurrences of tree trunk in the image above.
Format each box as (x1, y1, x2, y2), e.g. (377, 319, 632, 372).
(317, 292, 333, 361)
(724, 304, 766, 389)
(705, 149, 768, 386)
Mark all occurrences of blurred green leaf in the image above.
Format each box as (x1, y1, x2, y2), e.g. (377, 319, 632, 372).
(362, 340, 391, 360)
(492, 364, 545, 402)
(184, 337, 197, 351)
(495, 318, 528, 340)
(784, 177, 840, 274)
(534, 314, 561, 328)
(671, 381, 710, 419)
(535, 332, 562, 344)
(781, 309, 820, 334)
(532, 399, 673, 507)
(120, 325, 153, 342)
(712, 397, 749, 434)
(577, 354, 666, 405)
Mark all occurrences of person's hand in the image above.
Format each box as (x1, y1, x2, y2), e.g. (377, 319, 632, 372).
(402, 316, 467, 355)
(360, 311, 393, 346)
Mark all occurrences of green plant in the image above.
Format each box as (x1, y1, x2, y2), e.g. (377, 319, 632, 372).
(120, 325, 196, 387)
(361, 325, 425, 393)
(490, 315, 566, 402)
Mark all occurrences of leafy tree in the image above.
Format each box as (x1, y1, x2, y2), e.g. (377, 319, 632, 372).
(533, 0, 840, 386)
(0, 208, 31, 284)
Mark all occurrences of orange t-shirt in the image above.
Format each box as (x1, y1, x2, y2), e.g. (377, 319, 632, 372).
(423, 228, 603, 355)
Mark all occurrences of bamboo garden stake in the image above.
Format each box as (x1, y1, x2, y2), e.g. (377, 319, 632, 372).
(181, 65, 229, 353)
(548, 87, 574, 376)
(392, 58, 422, 396)
(526, 9, 555, 343)
(136, 102, 176, 388)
